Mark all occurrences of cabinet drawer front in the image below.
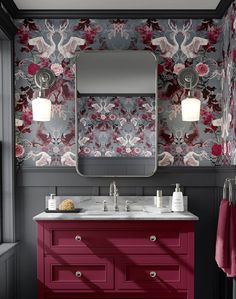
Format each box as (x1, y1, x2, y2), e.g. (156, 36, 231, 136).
(116, 255, 189, 291)
(45, 255, 114, 290)
(44, 223, 189, 254)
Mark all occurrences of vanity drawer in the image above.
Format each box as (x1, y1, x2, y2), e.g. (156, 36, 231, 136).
(45, 255, 114, 290)
(44, 221, 191, 255)
(116, 255, 189, 291)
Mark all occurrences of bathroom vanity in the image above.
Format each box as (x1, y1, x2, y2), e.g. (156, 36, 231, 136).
(34, 198, 198, 299)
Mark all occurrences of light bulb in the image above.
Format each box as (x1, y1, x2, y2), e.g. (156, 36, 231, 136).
(181, 97, 201, 121)
(32, 97, 51, 121)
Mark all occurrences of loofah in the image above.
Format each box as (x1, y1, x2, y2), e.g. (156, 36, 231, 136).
(59, 199, 75, 211)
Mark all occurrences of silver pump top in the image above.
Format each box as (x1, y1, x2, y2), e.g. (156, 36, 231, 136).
(156, 190, 162, 197)
(49, 194, 56, 199)
(175, 184, 181, 192)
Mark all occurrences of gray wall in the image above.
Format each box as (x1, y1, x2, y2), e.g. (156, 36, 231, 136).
(15, 166, 235, 299)
(0, 244, 17, 299)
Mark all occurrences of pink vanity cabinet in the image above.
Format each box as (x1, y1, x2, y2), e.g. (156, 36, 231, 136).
(36, 220, 196, 299)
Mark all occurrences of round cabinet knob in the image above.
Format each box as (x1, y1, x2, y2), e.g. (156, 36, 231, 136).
(75, 235, 81, 241)
(150, 271, 157, 278)
(75, 271, 82, 278)
(150, 235, 157, 242)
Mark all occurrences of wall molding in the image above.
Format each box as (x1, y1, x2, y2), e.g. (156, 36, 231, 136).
(17, 166, 236, 187)
(2, 0, 233, 19)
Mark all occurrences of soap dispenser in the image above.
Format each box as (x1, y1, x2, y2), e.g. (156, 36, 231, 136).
(171, 184, 184, 212)
(48, 194, 56, 211)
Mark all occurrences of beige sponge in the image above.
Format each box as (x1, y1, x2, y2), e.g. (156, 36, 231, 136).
(59, 199, 75, 211)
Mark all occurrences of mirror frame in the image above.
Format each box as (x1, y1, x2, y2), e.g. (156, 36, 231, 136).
(75, 50, 158, 177)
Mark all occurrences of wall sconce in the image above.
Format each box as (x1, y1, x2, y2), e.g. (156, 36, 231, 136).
(178, 67, 200, 121)
(32, 68, 55, 121)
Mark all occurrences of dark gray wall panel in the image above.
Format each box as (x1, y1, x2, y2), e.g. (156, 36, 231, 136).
(15, 166, 236, 299)
(0, 245, 17, 299)
(15, 186, 51, 299)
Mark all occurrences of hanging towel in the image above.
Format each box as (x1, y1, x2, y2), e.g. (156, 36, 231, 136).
(222, 202, 236, 277)
(215, 198, 230, 269)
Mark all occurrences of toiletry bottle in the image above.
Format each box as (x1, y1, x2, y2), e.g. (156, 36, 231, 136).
(171, 184, 184, 212)
(156, 190, 163, 208)
(48, 194, 56, 211)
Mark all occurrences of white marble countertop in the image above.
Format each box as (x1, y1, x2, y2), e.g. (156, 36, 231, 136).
(33, 211, 198, 221)
(34, 195, 198, 221)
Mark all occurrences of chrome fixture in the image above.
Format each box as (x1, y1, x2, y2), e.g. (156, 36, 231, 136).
(178, 67, 200, 121)
(75, 235, 82, 241)
(103, 200, 108, 212)
(125, 200, 130, 212)
(109, 181, 119, 211)
(32, 68, 55, 121)
(150, 235, 157, 242)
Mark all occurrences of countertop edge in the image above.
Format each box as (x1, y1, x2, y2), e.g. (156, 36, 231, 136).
(33, 212, 199, 221)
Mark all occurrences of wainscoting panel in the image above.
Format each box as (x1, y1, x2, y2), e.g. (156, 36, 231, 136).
(15, 166, 236, 299)
(0, 245, 17, 299)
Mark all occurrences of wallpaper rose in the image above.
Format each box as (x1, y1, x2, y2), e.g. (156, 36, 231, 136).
(15, 18, 224, 167)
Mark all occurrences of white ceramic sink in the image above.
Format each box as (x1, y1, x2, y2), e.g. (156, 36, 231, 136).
(83, 210, 145, 217)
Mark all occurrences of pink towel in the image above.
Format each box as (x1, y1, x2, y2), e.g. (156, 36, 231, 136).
(222, 202, 236, 277)
(215, 199, 230, 269)
(215, 198, 236, 277)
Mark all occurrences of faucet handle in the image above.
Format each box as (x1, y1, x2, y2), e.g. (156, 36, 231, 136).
(125, 200, 130, 212)
(103, 200, 108, 212)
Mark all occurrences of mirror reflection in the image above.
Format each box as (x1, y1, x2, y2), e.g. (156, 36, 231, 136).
(75, 50, 157, 176)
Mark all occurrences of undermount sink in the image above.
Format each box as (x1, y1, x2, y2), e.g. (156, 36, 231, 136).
(83, 210, 145, 216)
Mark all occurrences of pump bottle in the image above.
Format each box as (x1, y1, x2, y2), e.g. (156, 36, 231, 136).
(171, 184, 184, 212)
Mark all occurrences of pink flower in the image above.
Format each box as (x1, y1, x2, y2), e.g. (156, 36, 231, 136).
(158, 64, 164, 74)
(28, 63, 40, 75)
(211, 143, 222, 156)
(100, 114, 106, 120)
(84, 147, 91, 154)
(22, 111, 33, 126)
(51, 63, 64, 76)
(64, 68, 74, 79)
(125, 147, 132, 153)
(134, 147, 141, 154)
(15, 144, 25, 158)
(173, 63, 185, 75)
(116, 147, 122, 154)
(195, 63, 209, 77)
(109, 114, 116, 120)
(113, 98, 120, 107)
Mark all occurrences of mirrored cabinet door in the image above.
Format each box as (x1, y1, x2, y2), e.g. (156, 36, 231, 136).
(75, 50, 157, 177)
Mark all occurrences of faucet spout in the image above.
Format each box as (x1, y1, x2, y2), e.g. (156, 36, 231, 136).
(109, 181, 119, 211)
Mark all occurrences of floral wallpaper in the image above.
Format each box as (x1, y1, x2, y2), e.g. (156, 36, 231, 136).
(221, 1, 236, 165)
(15, 18, 224, 167)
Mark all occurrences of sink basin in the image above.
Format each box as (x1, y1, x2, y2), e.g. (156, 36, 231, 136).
(83, 210, 145, 216)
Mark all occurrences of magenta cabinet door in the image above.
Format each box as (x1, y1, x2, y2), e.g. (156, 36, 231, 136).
(45, 255, 114, 290)
(116, 255, 189, 291)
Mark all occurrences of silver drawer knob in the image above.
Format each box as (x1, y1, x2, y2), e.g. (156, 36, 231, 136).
(75, 271, 82, 278)
(150, 271, 157, 278)
(75, 235, 81, 241)
(150, 235, 157, 242)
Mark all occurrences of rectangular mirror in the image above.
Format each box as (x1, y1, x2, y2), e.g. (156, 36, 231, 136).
(75, 50, 157, 177)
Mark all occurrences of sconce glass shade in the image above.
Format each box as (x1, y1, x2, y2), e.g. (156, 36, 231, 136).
(32, 97, 51, 121)
(181, 97, 201, 121)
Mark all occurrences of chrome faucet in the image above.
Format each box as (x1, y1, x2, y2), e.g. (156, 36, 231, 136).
(109, 180, 119, 211)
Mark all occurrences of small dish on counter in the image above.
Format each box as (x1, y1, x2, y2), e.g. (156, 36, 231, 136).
(44, 208, 84, 213)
